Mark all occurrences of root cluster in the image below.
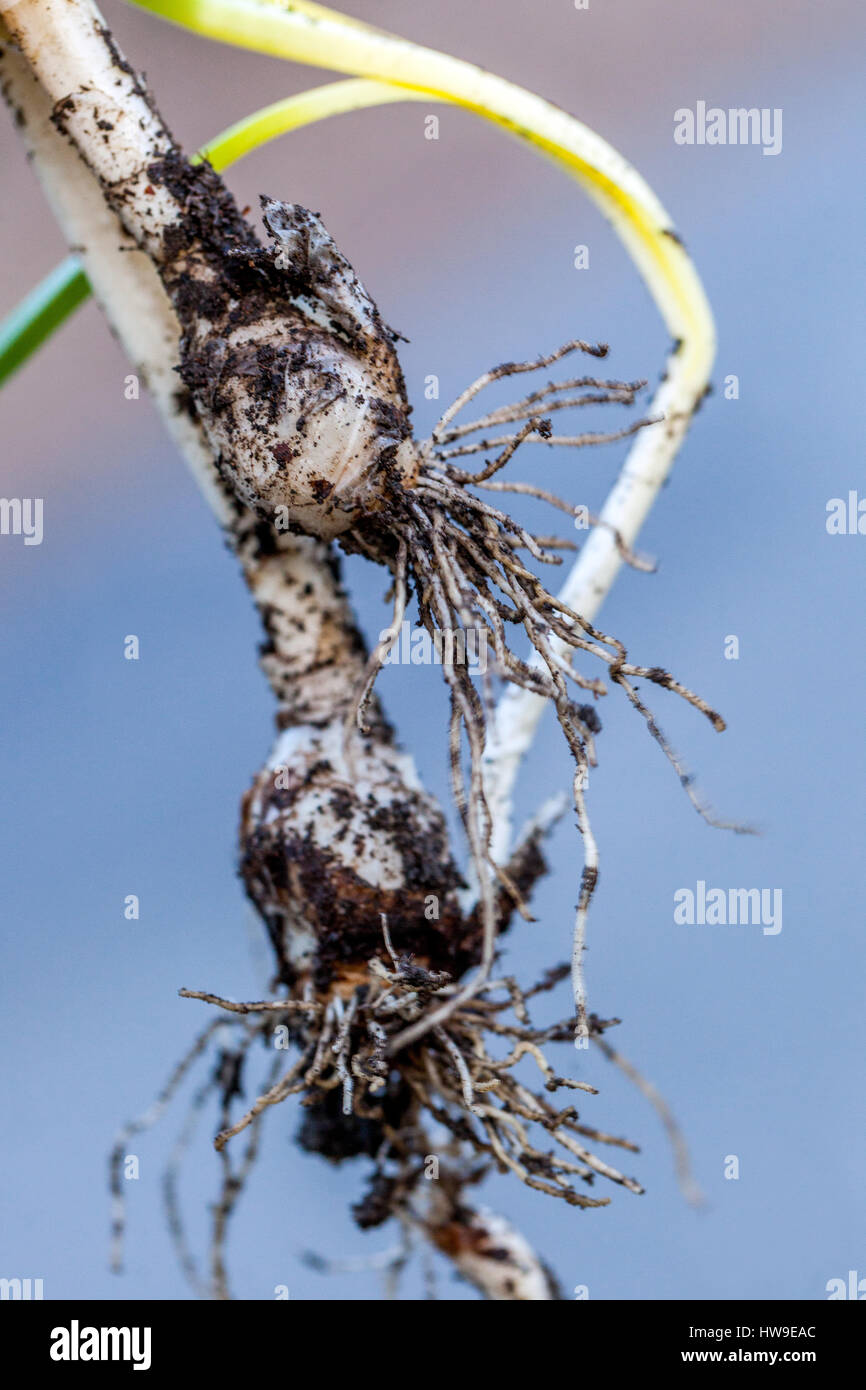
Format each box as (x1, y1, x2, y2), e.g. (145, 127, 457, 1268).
(112, 935, 653, 1298)
(348, 339, 738, 1043)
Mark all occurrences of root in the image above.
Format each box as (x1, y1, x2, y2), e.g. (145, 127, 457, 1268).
(347, 338, 747, 1046)
(183, 953, 644, 1218)
(211, 1044, 281, 1300)
(162, 1071, 218, 1298)
(111, 955, 699, 1297)
(594, 1033, 704, 1208)
(109, 1020, 223, 1275)
(110, 1015, 279, 1297)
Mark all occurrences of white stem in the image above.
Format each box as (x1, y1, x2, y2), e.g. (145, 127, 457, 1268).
(2, 0, 178, 257)
(0, 15, 364, 708)
(0, 24, 231, 524)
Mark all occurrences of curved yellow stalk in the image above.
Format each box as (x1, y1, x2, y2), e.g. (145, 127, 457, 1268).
(132, 0, 714, 394)
(200, 76, 419, 169)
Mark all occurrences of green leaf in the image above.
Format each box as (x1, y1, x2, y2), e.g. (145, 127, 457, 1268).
(0, 256, 89, 388)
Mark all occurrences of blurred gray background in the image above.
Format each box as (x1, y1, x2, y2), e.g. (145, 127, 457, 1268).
(1, 0, 863, 1300)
